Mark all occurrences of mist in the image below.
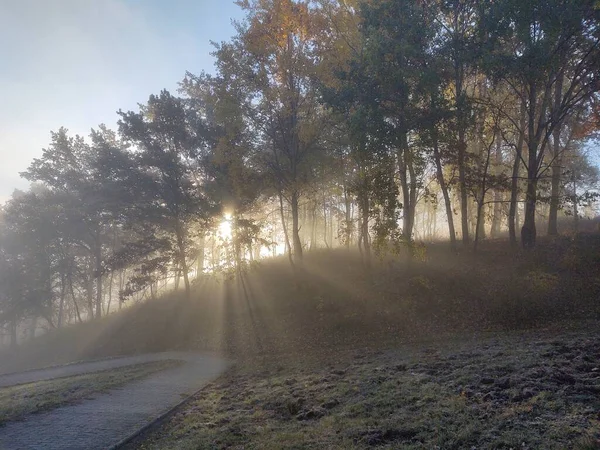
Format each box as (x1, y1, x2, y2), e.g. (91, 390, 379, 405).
(1, 1, 600, 449)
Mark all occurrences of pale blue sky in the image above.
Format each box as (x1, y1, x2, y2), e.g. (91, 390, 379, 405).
(0, 0, 243, 201)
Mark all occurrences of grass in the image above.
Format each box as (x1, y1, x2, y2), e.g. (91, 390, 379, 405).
(5, 233, 600, 374)
(127, 330, 600, 449)
(3, 234, 600, 447)
(0, 359, 182, 425)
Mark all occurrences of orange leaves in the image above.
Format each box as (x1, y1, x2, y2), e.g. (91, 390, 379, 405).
(572, 97, 600, 140)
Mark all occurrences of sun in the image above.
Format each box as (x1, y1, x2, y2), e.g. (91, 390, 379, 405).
(218, 213, 233, 239)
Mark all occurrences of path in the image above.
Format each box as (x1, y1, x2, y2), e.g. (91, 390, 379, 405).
(0, 352, 229, 450)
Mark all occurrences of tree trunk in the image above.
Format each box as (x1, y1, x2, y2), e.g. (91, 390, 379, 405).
(458, 135, 469, 245)
(344, 187, 352, 249)
(278, 192, 294, 267)
(515, 197, 520, 231)
(291, 191, 303, 262)
(474, 89, 487, 244)
(323, 195, 329, 248)
(521, 164, 538, 249)
(180, 258, 190, 296)
(407, 149, 418, 241)
(521, 81, 547, 250)
(508, 153, 523, 247)
(175, 220, 190, 297)
(490, 139, 503, 238)
(118, 269, 124, 310)
(68, 272, 83, 323)
(86, 265, 94, 320)
(433, 202, 437, 238)
(432, 130, 456, 250)
(57, 273, 66, 328)
(94, 234, 102, 319)
(400, 156, 410, 236)
(254, 243, 260, 261)
(361, 207, 371, 266)
(234, 223, 243, 273)
(490, 191, 502, 238)
(509, 98, 526, 246)
(310, 200, 317, 250)
(358, 186, 371, 268)
(10, 318, 17, 349)
(573, 184, 579, 232)
(476, 200, 486, 241)
(29, 317, 37, 340)
(197, 236, 205, 277)
(329, 204, 334, 248)
(454, 50, 470, 246)
(474, 130, 494, 252)
(175, 264, 181, 290)
(398, 133, 416, 241)
(548, 70, 564, 236)
(548, 158, 562, 236)
(106, 269, 114, 315)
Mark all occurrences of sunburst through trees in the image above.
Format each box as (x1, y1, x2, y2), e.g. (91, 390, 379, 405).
(1, 0, 599, 346)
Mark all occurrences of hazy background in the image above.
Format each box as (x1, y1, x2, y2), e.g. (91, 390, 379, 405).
(0, 0, 242, 202)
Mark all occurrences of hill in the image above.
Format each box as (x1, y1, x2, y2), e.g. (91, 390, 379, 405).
(3, 235, 600, 447)
(2, 233, 600, 374)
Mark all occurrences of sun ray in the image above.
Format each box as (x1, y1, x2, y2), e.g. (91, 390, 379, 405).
(218, 214, 233, 240)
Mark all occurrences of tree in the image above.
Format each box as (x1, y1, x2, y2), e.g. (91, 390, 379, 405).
(437, 0, 482, 246)
(417, 44, 459, 250)
(212, 0, 330, 263)
(562, 146, 600, 230)
(117, 90, 215, 297)
(21, 128, 122, 319)
(356, 0, 436, 242)
(482, 0, 600, 248)
(0, 190, 60, 344)
(181, 72, 265, 271)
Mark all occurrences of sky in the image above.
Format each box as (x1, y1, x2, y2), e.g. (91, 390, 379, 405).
(0, 0, 244, 202)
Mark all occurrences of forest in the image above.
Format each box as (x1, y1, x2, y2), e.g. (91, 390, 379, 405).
(0, 0, 599, 347)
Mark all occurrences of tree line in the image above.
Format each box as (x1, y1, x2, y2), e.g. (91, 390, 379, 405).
(1, 0, 599, 345)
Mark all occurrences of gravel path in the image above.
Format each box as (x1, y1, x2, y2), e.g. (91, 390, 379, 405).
(0, 352, 229, 450)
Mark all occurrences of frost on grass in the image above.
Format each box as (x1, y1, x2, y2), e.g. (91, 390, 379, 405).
(131, 331, 600, 450)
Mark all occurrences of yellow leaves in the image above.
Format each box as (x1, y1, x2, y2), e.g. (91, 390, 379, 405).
(243, 0, 314, 53)
(274, 0, 311, 46)
(443, 82, 458, 102)
(237, 0, 364, 92)
(145, 108, 156, 123)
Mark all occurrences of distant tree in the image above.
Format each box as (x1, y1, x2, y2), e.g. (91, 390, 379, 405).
(117, 90, 216, 297)
(21, 128, 126, 319)
(355, 0, 437, 242)
(481, 0, 600, 248)
(436, 0, 482, 246)
(561, 146, 600, 230)
(212, 0, 330, 264)
(181, 72, 265, 271)
(0, 190, 60, 345)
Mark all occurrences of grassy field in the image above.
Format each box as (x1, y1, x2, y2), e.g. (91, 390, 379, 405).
(0, 359, 182, 425)
(127, 329, 600, 449)
(3, 234, 600, 447)
(3, 234, 600, 372)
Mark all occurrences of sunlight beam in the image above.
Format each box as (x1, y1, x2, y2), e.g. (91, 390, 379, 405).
(218, 213, 233, 240)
